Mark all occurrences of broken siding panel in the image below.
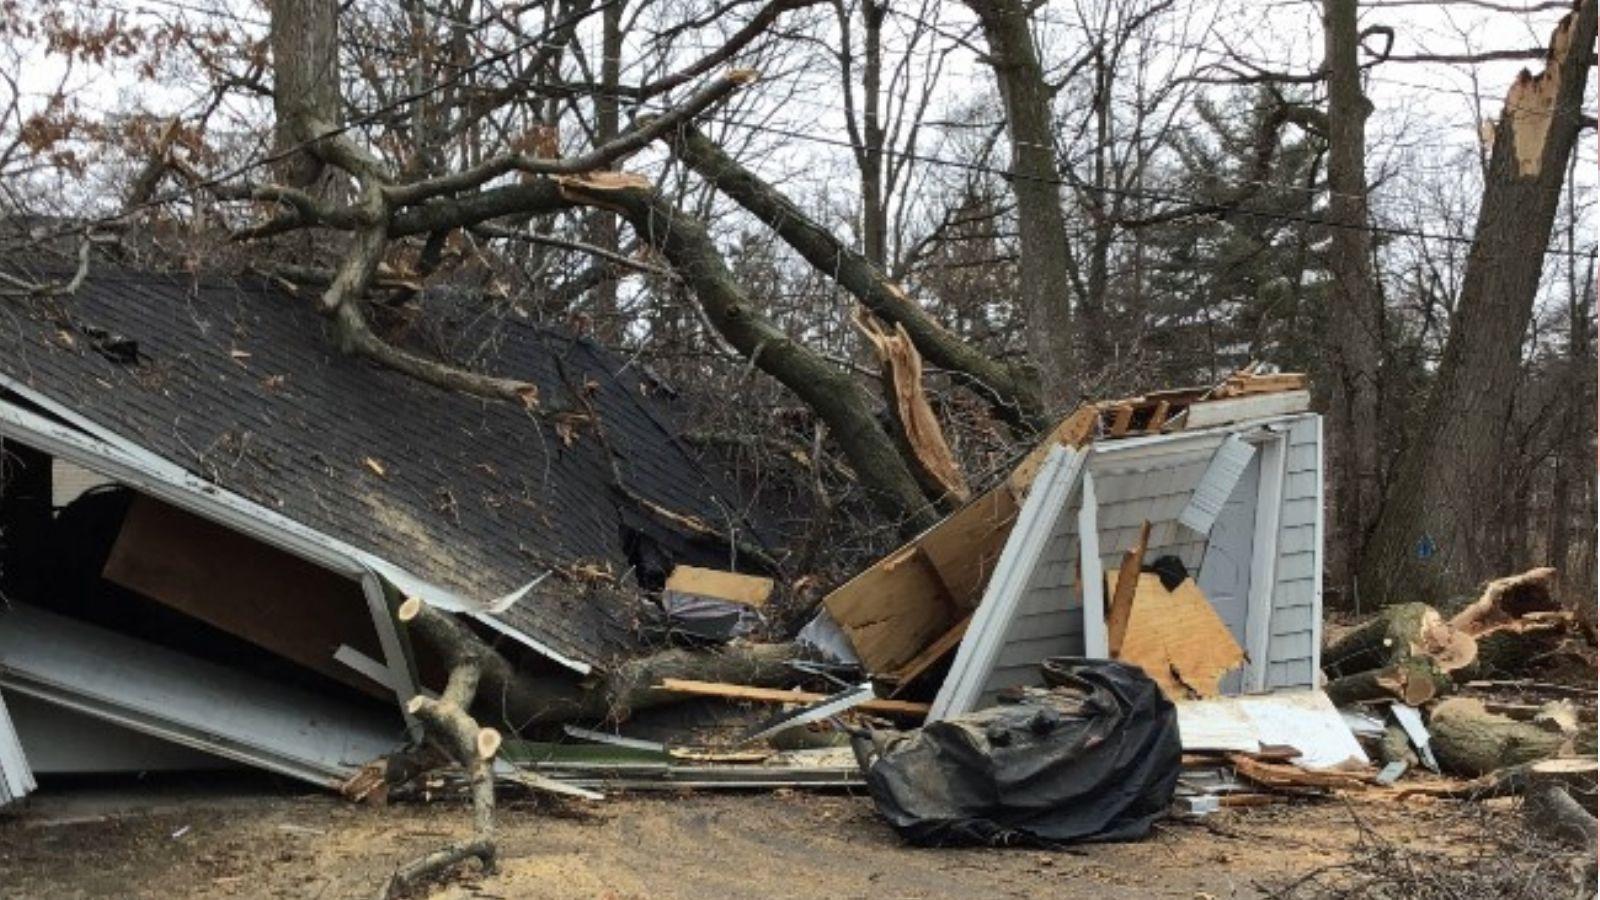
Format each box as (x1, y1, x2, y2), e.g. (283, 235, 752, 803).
(1264, 416, 1322, 691)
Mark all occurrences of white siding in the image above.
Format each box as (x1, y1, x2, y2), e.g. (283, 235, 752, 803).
(0, 690, 35, 806)
(1263, 415, 1321, 691)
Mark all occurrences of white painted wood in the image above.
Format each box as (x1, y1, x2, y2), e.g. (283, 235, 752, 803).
(8, 692, 235, 774)
(1176, 690, 1367, 769)
(1310, 416, 1327, 679)
(0, 604, 404, 788)
(0, 690, 35, 806)
(1244, 432, 1287, 692)
(1181, 390, 1312, 429)
(928, 446, 1087, 721)
(1077, 472, 1108, 658)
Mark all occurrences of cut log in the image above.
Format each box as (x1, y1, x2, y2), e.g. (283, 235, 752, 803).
(1427, 696, 1592, 777)
(1325, 656, 1455, 706)
(1455, 612, 1574, 680)
(1323, 602, 1477, 679)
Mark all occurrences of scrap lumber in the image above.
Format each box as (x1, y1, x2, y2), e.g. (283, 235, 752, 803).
(654, 678, 930, 719)
(854, 312, 970, 505)
(822, 405, 1093, 674)
(664, 566, 774, 607)
(1110, 573, 1244, 700)
(1227, 753, 1371, 791)
(1105, 522, 1152, 656)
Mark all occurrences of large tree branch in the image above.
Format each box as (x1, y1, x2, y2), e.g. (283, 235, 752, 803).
(387, 70, 757, 207)
(661, 120, 1046, 435)
(558, 172, 942, 533)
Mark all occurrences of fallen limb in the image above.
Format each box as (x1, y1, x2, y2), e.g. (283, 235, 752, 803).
(1526, 785, 1599, 849)
(1395, 757, 1598, 801)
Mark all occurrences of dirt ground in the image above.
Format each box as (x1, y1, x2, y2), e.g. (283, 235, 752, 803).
(0, 775, 1570, 899)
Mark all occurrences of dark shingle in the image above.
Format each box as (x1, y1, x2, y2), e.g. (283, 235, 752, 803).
(0, 266, 768, 669)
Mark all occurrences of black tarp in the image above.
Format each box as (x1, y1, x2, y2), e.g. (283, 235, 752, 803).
(854, 658, 1181, 847)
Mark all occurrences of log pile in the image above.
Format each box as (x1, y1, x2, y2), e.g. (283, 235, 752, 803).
(1325, 567, 1596, 847)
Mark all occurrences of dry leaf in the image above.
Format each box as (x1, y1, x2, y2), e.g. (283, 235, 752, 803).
(362, 457, 387, 477)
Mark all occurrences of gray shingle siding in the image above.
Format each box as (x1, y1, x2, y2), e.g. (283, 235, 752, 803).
(1263, 415, 1322, 691)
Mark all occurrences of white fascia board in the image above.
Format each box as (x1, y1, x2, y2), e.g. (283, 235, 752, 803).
(1089, 412, 1318, 459)
(0, 395, 595, 676)
(1078, 472, 1108, 658)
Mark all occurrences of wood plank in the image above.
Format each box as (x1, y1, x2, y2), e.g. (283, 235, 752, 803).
(1106, 521, 1151, 656)
(1110, 405, 1135, 437)
(822, 545, 959, 674)
(664, 565, 774, 607)
(888, 612, 972, 696)
(1181, 391, 1311, 429)
(1145, 400, 1170, 433)
(918, 486, 1020, 607)
(655, 679, 930, 718)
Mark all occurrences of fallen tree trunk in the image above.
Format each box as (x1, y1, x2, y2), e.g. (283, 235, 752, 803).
(399, 598, 811, 732)
(1323, 602, 1476, 679)
(1326, 656, 1456, 707)
(1427, 697, 1594, 777)
(1526, 785, 1599, 849)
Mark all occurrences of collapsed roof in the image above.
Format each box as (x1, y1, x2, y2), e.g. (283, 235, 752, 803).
(0, 262, 771, 671)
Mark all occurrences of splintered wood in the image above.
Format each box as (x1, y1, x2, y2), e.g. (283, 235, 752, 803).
(1110, 572, 1244, 700)
(854, 312, 970, 504)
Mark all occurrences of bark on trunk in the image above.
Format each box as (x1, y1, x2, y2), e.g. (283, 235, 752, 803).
(1358, 0, 1598, 605)
(1427, 696, 1594, 777)
(268, 0, 343, 189)
(1322, 601, 1477, 678)
(1319, 0, 1385, 605)
(965, 0, 1077, 409)
(662, 122, 1045, 433)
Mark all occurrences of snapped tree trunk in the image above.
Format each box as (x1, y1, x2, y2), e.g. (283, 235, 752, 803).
(1358, 0, 1598, 605)
(1319, 0, 1385, 605)
(965, 0, 1077, 409)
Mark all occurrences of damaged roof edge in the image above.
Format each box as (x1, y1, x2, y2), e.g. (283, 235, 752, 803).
(0, 385, 594, 677)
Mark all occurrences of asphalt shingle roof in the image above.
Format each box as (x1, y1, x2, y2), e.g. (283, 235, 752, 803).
(0, 263, 768, 668)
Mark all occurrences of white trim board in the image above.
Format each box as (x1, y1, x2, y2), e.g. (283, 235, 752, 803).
(1242, 431, 1287, 691)
(928, 446, 1089, 721)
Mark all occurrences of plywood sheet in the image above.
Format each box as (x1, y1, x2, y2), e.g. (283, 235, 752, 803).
(1111, 572, 1244, 700)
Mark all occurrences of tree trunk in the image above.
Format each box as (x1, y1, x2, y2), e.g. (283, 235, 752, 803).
(965, 0, 1077, 409)
(1427, 696, 1593, 777)
(1322, 601, 1477, 678)
(1319, 0, 1384, 606)
(1358, 0, 1598, 605)
(663, 122, 1045, 433)
(268, 0, 343, 189)
(585, 0, 626, 342)
(859, 0, 887, 268)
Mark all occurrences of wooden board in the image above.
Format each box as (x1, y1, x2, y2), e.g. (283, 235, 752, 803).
(655, 679, 930, 718)
(102, 495, 386, 698)
(1110, 572, 1245, 700)
(1106, 521, 1151, 656)
(888, 612, 972, 696)
(821, 545, 959, 674)
(917, 486, 1020, 607)
(664, 565, 774, 607)
(1182, 390, 1311, 429)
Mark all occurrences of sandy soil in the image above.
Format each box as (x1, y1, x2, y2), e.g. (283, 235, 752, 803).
(0, 776, 1557, 899)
